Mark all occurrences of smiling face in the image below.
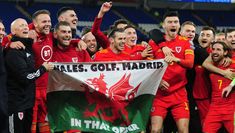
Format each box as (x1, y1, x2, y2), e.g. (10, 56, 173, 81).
(226, 31, 235, 50)
(34, 13, 51, 35)
(180, 24, 196, 41)
(110, 31, 126, 53)
(83, 32, 97, 54)
(0, 22, 5, 40)
(11, 18, 29, 38)
(59, 10, 78, 30)
(211, 43, 227, 63)
(198, 30, 214, 48)
(163, 16, 180, 40)
(124, 27, 137, 47)
(54, 25, 72, 47)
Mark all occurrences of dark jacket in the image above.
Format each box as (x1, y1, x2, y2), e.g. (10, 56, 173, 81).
(5, 36, 47, 114)
(0, 44, 8, 132)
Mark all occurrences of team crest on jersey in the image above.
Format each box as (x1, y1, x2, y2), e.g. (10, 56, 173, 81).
(175, 46, 182, 53)
(72, 57, 78, 63)
(18, 112, 24, 120)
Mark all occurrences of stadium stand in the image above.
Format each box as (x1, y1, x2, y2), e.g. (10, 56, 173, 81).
(1, 1, 235, 40)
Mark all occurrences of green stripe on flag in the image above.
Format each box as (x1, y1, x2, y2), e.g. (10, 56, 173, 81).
(47, 91, 154, 132)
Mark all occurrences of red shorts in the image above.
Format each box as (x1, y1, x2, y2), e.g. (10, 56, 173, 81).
(203, 107, 234, 133)
(32, 88, 48, 123)
(151, 88, 189, 121)
(195, 98, 210, 125)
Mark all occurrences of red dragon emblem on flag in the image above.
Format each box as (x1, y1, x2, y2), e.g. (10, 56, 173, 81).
(83, 73, 141, 125)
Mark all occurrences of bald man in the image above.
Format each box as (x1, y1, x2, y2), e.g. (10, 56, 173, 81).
(5, 18, 53, 133)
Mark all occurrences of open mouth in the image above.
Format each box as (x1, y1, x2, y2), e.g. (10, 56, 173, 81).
(62, 37, 71, 43)
(202, 40, 207, 43)
(72, 20, 77, 25)
(43, 25, 51, 31)
(88, 45, 96, 52)
(212, 54, 218, 58)
(88, 44, 96, 49)
(22, 31, 28, 34)
(170, 29, 176, 32)
(130, 39, 136, 44)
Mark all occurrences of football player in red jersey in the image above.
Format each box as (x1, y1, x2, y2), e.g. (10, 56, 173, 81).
(31, 10, 53, 133)
(150, 11, 194, 133)
(92, 2, 152, 61)
(52, 21, 91, 63)
(93, 28, 131, 61)
(203, 41, 235, 133)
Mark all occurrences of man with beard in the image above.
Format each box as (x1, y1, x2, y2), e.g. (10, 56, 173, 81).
(52, 21, 91, 133)
(203, 41, 235, 133)
(93, 28, 131, 61)
(215, 28, 235, 106)
(150, 11, 194, 133)
(31, 9, 54, 133)
(52, 21, 91, 63)
(92, 2, 152, 60)
(57, 7, 87, 51)
(81, 27, 99, 57)
(5, 18, 53, 133)
(197, 27, 235, 129)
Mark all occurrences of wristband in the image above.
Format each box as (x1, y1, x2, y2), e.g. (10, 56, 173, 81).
(229, 78, 235, 86)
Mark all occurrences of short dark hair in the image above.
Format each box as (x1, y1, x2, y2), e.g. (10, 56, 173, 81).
(225, 28, 235, 38)
(108, 28, 125, 38)
(32, 9, 50, 20)
(113, 19, 128, 29)
(181, 21, 196, 28)
(124, 24, 136, 30)
(163, 11, 179, 21)
(54, 21, 70, 32)
(57, 7, 75, 18)
(201, 26, 216, 37)
(211, 41, 231, 58)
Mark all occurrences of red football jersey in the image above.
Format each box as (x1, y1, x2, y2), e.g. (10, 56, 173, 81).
(193, 65, 211, 99)
(32, 32, 54, 88)
(123, 44, 145, 60)
(52, 44, 91, 63)
(209, 62, 235, 111)
(91, 17, 110, 49)
(152, 35, 194, 94)
(93, 47, 131, 61)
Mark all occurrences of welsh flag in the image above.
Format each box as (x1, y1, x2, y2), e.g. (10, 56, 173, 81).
(47, 59, 167, 133)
